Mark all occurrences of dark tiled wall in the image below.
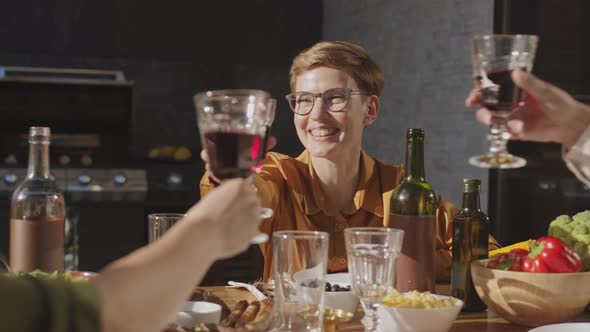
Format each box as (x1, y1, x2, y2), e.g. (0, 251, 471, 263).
(323, 0, 493, 208)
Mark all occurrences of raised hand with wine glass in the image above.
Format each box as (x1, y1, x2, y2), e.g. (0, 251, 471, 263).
(194, 89, 276, 242)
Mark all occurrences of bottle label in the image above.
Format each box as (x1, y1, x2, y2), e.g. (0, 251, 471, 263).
(10, 217, 65, 272)
(389, 214, 436, 292)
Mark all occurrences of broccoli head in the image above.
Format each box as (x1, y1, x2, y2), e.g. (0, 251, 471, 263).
(549, 211, 590, 271)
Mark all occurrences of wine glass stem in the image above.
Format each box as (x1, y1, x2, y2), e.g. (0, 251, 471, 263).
(361, 306, 380, 332)
(488, 115, 511, 155)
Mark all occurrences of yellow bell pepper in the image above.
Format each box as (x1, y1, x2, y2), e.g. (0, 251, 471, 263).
(489, 240, 530, 258)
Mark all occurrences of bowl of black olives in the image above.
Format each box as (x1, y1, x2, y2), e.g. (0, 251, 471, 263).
(324, 273, 359, 314)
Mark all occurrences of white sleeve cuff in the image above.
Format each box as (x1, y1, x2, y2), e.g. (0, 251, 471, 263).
(563, 125, 590, 187)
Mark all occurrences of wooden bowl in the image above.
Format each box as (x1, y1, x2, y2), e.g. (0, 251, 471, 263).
(471, 259, 590, 327)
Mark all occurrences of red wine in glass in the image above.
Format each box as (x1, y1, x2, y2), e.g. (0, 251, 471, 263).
(478, 68, 526, 114)
(204, 131, 263, 180)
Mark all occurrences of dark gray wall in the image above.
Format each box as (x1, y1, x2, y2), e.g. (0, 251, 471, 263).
(323, 0, 494, 208)
(0, 0, 320, 160)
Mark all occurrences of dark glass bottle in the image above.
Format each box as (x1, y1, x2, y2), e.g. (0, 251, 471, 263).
(451, 178, 489, 312)
(390, 128, 437, 292)
(10, 127, 65, 272)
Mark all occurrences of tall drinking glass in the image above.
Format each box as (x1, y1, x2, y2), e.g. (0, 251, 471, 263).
(469, 34, 539, 169)
(272, 230, 329, 332)
(344, 227, 404, 332)
(194, 89, 274, 243)
(148, 213, 185, 243)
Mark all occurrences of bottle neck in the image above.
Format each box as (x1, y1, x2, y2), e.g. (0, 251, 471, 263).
(461, 191, 481, 212)
(405, 136, 425, 181)
(27, 141, 51, 179)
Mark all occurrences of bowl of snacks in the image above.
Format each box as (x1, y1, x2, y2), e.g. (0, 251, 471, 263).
(164, 299, 273, 332)
(324, 273, 359, 315)
(472, 235, 590, 327)
(378, 290, 462, 332)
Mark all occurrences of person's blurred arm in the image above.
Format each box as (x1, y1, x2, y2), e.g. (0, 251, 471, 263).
(93, 179, 260, 332)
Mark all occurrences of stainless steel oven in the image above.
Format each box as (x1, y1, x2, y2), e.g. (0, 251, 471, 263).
(0, 66, 148, 271)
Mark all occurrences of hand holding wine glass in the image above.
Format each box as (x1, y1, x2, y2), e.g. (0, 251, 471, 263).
(194, 89, 276, 243)
(467, 69, 590, 151)
(184, 178, 262, 259)
(468, 34, 539, 169)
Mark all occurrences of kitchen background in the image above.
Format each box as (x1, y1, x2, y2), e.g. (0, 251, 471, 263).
(0, 0, 589, 283)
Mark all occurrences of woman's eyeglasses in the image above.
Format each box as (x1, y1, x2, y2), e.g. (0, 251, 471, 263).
(285, 87, 367, 115)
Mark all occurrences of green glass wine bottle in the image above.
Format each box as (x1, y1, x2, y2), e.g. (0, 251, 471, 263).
(390, 128, 437, 292)
(451, 178, 489, 312)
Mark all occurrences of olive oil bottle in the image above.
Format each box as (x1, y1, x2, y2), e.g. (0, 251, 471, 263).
(451, 178, 489, 312)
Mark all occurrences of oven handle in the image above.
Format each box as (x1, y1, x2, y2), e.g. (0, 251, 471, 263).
(0, 66, 132, 86)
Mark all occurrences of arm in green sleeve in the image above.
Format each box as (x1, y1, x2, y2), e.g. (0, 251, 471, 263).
(0, 275, 101, 332)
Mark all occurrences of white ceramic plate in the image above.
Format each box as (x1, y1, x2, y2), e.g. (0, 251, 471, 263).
(529, 323, 590, 332)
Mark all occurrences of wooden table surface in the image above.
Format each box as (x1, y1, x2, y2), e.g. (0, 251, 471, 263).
(201, 285, 590, 331)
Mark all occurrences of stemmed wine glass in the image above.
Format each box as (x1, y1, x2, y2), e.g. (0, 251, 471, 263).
(344, 227, 404, 332)
(194, 89, 274, 243)
(469, 34, 539, 169)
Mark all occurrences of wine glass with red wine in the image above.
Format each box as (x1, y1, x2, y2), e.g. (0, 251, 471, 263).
(194, 89, 275, 243)
(469, 34, 539, 169)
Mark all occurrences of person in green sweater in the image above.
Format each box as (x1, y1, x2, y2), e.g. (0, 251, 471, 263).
(0, 178, 261, 332)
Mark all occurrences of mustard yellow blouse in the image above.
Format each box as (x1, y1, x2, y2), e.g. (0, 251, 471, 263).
(200, 150, 500, 282)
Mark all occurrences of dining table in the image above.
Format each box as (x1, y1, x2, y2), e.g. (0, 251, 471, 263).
(199, 284, 590, 332)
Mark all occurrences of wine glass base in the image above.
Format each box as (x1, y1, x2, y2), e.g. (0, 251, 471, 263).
(260, 207, 274, 219)
(248, 198, 273, 244)
(469, 154, 526, 169)
(251, 233, 269, 244)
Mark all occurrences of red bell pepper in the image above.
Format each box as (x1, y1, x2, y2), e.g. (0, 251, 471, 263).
(507, 248, 529, 265)
(521, 236, 583, 273)
(487, 249, 527, 271)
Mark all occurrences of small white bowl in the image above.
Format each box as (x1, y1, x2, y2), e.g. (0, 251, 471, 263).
(324, 273, 359, 314)
(378, 294, 463, 332)
(172, 301, 222, 326)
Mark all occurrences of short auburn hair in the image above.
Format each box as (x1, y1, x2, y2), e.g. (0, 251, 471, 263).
(289, 41, 384, 96)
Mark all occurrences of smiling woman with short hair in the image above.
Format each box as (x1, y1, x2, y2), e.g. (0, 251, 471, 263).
(200, 41, 500, 282)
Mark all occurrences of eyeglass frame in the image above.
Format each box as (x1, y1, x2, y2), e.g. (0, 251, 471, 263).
(285, 87, 368, 115)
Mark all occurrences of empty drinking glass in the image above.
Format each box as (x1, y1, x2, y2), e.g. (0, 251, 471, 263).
(148, 213, 185, 243)
(344, 227, 404, 332)
(272, 230, 329, 332)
